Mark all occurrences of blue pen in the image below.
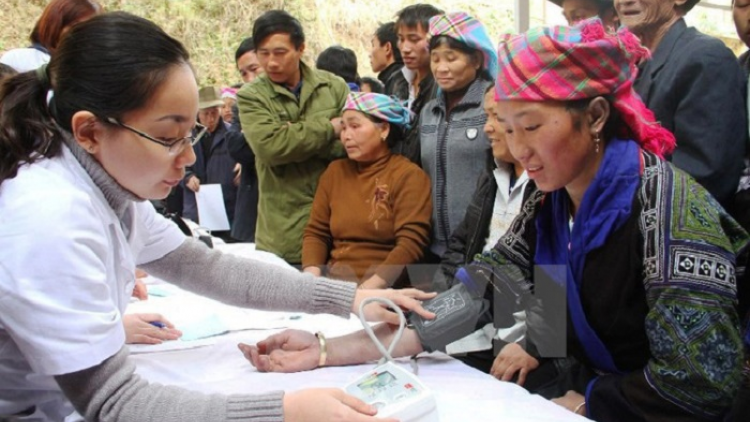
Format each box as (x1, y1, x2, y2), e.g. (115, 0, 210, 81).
(150, 321, 166, 329)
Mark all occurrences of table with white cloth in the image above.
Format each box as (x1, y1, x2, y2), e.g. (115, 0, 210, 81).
(127, 244, 587, 422)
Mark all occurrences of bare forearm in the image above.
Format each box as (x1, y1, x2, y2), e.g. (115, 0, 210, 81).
(326, 324, 424, 366)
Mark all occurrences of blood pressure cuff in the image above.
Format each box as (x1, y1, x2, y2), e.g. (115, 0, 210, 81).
(408, 267, 490, 352)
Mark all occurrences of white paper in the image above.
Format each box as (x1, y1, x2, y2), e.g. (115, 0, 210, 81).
(195, 184, 230, 231)
(445, 328, 492, 355)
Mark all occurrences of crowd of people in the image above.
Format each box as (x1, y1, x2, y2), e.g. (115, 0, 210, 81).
(0, 0, 749, 421)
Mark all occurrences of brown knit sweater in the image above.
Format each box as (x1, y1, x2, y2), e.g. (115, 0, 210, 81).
(302, 153, 432, 285)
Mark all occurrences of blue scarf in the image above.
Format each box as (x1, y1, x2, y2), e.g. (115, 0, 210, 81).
(535, 138, 642, 374)
(30, 43, 49, 54)
(347, 82, 361, 92)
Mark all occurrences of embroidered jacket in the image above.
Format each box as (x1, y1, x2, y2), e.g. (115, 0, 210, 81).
(472, 150, 748, 421)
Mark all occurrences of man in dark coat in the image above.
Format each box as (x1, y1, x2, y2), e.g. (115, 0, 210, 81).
(369, 22, 408, 100)
(618, 0, 747, 207)
(226, 37, 261, 242)
(183, 86, 238, 240)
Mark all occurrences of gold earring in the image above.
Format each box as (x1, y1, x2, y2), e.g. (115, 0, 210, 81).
(88, 146, 95, 153)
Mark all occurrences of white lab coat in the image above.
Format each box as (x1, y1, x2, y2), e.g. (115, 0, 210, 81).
(0, 48, 50, 73)
(0, 145, 185, 420)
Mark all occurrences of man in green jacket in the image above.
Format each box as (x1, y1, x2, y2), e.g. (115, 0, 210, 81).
(237, 10, 348, 264)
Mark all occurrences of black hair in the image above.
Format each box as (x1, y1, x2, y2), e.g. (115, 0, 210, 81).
(680, 0, 701, 14)
(599, 1, 616, 15)
(360, 77, 384, 94)
(360, 114, 406, 149)
(0, 63, 17, 82)
(428, 35, 492, 82)
(316, 46, 359, 84)
(235, 37, 255, 63)
(252, 10, 305, 49)
(374, 22, 402, 64)
(0, 12, 190, 185)
(395, 4, 444, 32)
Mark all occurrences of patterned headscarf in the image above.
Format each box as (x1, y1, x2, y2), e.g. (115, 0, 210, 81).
(429, 12, 499, 80)
(495, 18, 675, 157)
(221, 87, 237, 100)
(343, 92, 413, 130)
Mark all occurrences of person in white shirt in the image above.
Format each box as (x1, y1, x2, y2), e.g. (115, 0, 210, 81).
(0, 0, 102, 72)
(0, 12, 434, 422)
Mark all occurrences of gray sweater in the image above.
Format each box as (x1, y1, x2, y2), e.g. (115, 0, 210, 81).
(51, 137, 357, 421)
(419, 78, 494, 257)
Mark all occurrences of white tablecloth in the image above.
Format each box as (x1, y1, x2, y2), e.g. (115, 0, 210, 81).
(128, 244, 587, 422)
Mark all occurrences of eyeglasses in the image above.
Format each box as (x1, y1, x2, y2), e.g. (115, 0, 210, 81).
(105, 117, 208, 156)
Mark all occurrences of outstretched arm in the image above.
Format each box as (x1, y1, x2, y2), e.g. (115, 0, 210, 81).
(240, 324, 424, 373)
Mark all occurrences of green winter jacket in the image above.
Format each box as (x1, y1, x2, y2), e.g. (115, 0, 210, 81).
(237, 62, 348, 263)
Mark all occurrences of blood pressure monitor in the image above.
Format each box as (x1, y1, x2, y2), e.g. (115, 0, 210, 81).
(346, 361, 438, 421)
(346, 298, 439, 422)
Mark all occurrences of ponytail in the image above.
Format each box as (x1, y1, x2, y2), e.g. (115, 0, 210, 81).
(0, 67, 65, 185)
(0, 11, 191, 187)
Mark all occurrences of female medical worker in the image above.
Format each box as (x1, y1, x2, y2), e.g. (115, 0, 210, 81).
(0, 12, 433, 422)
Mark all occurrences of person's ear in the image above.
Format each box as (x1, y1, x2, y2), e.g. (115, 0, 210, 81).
(473, 51, 484, 72)
(587, 96, 610, 136)
(385, 41, 394, 56)
(380, 122, 391, 142)
(70, 111, 105, 154)
(298, 42, 306, 55)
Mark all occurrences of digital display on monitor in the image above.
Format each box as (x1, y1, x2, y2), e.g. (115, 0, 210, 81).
(357, 371, 397, 396)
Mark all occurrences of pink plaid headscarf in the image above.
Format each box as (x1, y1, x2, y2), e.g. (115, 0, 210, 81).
(221, 87, 238, 100)
(495, 18, 675, 157)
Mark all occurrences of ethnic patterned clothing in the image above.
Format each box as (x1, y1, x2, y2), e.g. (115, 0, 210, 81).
(470, 140, 748, 421)
(302, 153, 431, 286)
(496, 18, 675, 158)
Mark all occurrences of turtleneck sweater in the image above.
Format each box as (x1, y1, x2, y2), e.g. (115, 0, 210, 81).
(38, 137, 359, 421)
(302, 153, 431, 285)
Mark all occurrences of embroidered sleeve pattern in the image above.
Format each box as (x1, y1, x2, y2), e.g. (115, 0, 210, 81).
(637, 151, 745, 418)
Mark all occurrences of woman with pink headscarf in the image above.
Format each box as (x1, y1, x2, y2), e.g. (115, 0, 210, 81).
(244, 18, 749, 422)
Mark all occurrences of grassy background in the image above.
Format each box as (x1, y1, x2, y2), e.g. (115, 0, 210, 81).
(0, 0, 519, 87)
(0, 0, 742, 88)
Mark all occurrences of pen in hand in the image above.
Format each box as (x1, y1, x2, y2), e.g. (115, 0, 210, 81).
(124, 314, 181, 344)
